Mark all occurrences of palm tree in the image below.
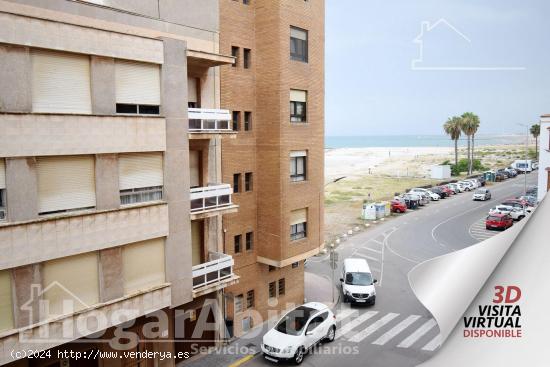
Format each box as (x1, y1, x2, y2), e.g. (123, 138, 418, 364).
(444, 116, 462, 167)
(530, 123, 540, 160)
(461, 112, 480, 174)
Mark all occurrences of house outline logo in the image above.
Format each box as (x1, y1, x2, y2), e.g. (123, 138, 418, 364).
(411, 18, 526, 71)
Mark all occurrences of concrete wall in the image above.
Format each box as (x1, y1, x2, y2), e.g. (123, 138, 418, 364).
(12, 264, 41, 328)
(98, 247, 124, 302)
(161, 38, 193, 307)
(0, 44, 31, 112)
(90, 56, 116, 115)
(159, 0, 219, 32)
(5, 158, 38, 222)
(95, 154, 120, 211)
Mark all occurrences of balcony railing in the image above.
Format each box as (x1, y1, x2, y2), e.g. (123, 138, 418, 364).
(192, 252, 234, 290)
(190, 184, 233, 213)
(188, 108, 233, 133)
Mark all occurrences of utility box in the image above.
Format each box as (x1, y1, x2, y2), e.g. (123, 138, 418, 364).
(383, 201, 391, 216)
(431, 165, 451, 180)
(484, 171, 496, 182)
(374, 203, 385, 219)
(362, 203, 377, 220)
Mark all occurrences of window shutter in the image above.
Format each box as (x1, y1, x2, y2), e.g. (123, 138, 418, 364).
(0, 159, 5, 190)
(122, 238, 166, 295)
(290, 89, 307, 102)
(188, 77, 198, 103)
(37, 156, 96, 214)
(32, 50, 92, 114)
(291, 27, 307, 41)
(290, 150, 307, 158)
(0, 271, 13, 332)
(290, 208, 307, 225)
(118, 152, 163, 190)
(189, 150, 200, 188)
(115, 60, 161, 105)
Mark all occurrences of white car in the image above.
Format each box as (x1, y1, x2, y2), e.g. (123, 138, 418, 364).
(409, 188, 433, 203)
(427, 191, 440, 201)
(489, 205, 528, 221)
(472, 188, 491, 201)
(341, 258, 377, 304)
(458, 181, 474, 191)
(262, 302, 336, 365)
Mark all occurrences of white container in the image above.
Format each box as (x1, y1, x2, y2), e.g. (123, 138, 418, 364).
(431, 165, 451, 179)
(362, 203, 377, 220)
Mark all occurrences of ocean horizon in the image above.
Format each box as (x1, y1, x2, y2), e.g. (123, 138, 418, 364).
(325, 134, 527, 149)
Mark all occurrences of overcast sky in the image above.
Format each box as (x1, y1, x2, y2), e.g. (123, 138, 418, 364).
(325, 0, 550, 136)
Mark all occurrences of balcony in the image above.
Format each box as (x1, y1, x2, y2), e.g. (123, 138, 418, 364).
(192, 252, 239, 298)
(190, 184, 238, 219)
(188, 108, 235, 138)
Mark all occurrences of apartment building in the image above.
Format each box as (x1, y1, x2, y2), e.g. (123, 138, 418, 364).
(0, 0, 240, 366)
(537, 114, 550, 201)
(219, 0, 325, 336)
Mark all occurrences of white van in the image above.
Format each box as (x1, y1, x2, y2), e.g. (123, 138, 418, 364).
(512, 160, 533, 173)
(340, 258, 377, 305)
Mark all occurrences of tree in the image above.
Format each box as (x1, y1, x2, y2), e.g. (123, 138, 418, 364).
(444, 116, 462, 167)
(461, 112, 480, 174)
(530, 123, 540, 160)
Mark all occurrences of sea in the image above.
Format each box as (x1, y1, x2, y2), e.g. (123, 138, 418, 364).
(325, 134, 528, 149)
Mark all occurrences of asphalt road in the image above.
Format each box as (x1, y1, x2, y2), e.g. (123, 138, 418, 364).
(248, 173, 537, 367)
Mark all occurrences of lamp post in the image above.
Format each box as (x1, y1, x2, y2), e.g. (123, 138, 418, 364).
(517, 123, 529, 198)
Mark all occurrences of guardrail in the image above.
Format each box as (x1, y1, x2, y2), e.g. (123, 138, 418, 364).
(190, 184, 233, 213)
(188, 108, 232, 132)
(192, 252, 234, 290)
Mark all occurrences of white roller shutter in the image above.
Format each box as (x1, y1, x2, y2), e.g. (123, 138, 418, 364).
(122, 238, 166, 295)
(37, 156, 96, 214)
(32, 50, 92, 114)
(290, 208, 308, 225)
(0, 159, 5, 189)
(188, 77, 198, 104)
(189, 150, 200, 188)
(115, 60, 161, 105)
(291, 27, 307, 41)
(119, 153, 163, 190)
(290, 150, 307, 158)
(290, 89, 307, 102)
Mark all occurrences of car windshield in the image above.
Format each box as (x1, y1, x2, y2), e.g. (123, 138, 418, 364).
(475, 189, 486, 194)
(275, 306, 316, 336)
(345, 272, 373, 286)
(488, 216, 502, 221)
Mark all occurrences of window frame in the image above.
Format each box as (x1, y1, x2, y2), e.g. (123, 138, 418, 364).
(245, 231, 253, 251)
(234, 234, 242, 254)
(290, 101, 307, 123)
(231, 46, 240, 67)
(246, 289, 255, 308)
(235, 294, 244, 313)
(232, 111, 241, 131)
(245, 172, 253, 192)
(290, 222, 307, 241)
(269, 281, 276, 298)
(278, 278, 285, 296)
(233, 173, 241, 193)
(0, 189, 6, 222)
(244, 111, 252, 131)
(290, 155, 307, 182)
(290, 26, 308, 63)
(243, 48, 251, 69)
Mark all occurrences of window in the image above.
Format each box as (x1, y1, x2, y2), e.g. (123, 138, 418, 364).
(31, 50, 92, 114)
(244, 49, 251, 69)
(278, 278, 285, 296)
(245, 172, 253, 191)
(242, 316, 252, 332)
(244, 111, 252, 131)
(269, 266, 276, 272)
(290, 151, 307, 182)
(122, 238, 165, 295)
(0, 159, 5, 221)
(232, 111, 241, 131)
(292, 262, 300, 269)
(243, 0, 250, 4)
(232, 46, 239, 67)
(235, 294, 244, 313)
(269, 281, 276, 298)
(290, 26, 308, 62)
(290, 208, 307, 241)
(115, 60, 161, 115)
(37, 156, 96, 215)
(246, 290, 255, 308)
(119, 153, 163, 205)
(290, 90, 307, 123)
(233, 173, 241, 193)
(234, 234, 242, 253)
(246, 232, 254, 251)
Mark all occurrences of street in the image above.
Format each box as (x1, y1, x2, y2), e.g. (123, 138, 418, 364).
(247, 173, 537, 367)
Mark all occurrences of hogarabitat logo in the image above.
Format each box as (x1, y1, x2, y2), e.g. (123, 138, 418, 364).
(463, 285, 522, 338)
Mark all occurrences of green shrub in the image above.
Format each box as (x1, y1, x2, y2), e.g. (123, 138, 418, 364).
(450, 158, 487, 176)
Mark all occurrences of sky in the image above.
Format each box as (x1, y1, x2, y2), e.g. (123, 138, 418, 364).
(325, 0, 550, 136)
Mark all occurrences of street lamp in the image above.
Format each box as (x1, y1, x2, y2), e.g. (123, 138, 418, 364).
(517, 123, 529, 198)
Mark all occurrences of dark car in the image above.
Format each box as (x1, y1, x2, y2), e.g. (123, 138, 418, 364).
(477, 176, 486, 186)
(495, 172, 507, 182)
(485, 213, 513, 230)
(430, 187, 446, 199)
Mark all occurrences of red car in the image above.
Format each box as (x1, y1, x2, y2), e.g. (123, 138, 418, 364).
(391, 200, 407, 213)
(485, 213, 513, 230)
(439, 186, 454, 196)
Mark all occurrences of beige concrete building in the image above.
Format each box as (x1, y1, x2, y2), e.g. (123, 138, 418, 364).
(0, 0, 324, 365)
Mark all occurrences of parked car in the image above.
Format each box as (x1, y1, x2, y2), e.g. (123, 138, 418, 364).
(517, 195, 537, 206)
(426, 190, 440, 201)
(340, 258, 377, 305)
(504, 168, 518, 177)
(391, 200, 407, 213)
(439, 185, 454, 196)
(526, 187, 538, 196)
(402, 196, 419, 209)
(489, 205, 527, 221)
(404, 193, 425, 206)
(495, 172, 507, 182)
(262, 303, 336, 365)
(497, 169, 512, 178)
(458, 181, 474, 191)
(472, 188, 491, 201)
(501, 200, 534, 213)
(485, 213, 513, 230)
(532, 161, 539, 170)
(477, 176, 486, 186)
(503, 198, 533, 208)
(448, 183, 463, 193)
(430, 187, 447, 199)
(445, 184, 459, 194)
(465, 179, 480, 188)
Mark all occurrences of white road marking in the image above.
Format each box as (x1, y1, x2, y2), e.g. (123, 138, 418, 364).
(336, 308, 357, 322)
(348, 313, 400, 343)
(421, 334, 442, 351)
(372, 315, 421, 345)
(397, 319, 437, 348)
(363, 247, 382, 254)
(355, 253, 380, 263)
(336, 311, 378, 340)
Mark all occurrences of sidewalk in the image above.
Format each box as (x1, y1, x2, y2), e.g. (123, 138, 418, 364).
(179, 271, 339, 367)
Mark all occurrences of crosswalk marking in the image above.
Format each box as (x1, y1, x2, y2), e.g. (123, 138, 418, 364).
(372, 315, 421, 345)
(336, 311, 378, 340)
(336, 308, 357, 322)
(421, 334, 441, 351)
(397, 319, 437, 348)
(348, 313, 400, 343)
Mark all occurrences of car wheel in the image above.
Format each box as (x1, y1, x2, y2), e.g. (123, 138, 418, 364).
(518, 216, 525, 221)
(294, 347, 305, 365)
(486, 226, 491, 230)
(325, 326, 336, 342)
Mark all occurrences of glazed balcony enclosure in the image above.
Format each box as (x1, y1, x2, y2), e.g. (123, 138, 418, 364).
(189, 184, 238, 219)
